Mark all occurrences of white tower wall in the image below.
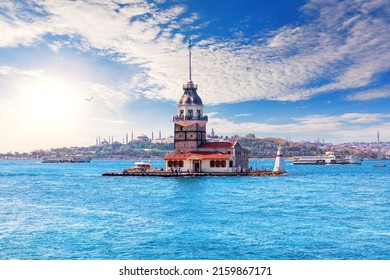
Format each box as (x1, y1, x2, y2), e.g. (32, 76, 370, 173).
(273, 148, 286, 173)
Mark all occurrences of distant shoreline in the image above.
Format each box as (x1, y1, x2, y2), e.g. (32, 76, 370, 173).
(0, 157, 165, 161)
(0, 157, 385, 162)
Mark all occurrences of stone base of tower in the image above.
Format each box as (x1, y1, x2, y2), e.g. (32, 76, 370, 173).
(103, 170, 285, 177)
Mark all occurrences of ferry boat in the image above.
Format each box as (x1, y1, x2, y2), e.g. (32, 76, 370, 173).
(42, 156, 91, 163)
(67, 157, 91, 163)
(345, 155, 363, 165)
(292, 152, 362, 165)
(41, 158, 62, 163)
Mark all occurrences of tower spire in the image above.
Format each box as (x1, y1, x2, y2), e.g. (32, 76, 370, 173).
(188, 37, 192, 82)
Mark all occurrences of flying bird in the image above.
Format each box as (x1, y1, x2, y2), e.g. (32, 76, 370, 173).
(85, 96, 94, 101)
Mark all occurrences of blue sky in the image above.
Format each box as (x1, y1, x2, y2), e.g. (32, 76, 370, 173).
(1, 0, 390, 152)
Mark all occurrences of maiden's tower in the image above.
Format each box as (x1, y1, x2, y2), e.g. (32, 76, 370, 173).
(164, 40, 249, 173)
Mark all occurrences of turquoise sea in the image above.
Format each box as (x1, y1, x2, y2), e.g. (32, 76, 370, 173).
(0, 159, 389, 260)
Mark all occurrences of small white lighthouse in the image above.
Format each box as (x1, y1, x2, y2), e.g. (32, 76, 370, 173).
(273, 147, 286, 173)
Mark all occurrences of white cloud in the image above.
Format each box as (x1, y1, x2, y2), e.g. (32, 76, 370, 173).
(86, 117, 132, 125)
(0, 0, 389, 105)
(346, 87, 390, 101)
(208, 112, 390, 142)
(338, 113, 390, 123)
(234, 113, 252, 117)
(0, 65, 44, 79)
(1, 0, 390, 151)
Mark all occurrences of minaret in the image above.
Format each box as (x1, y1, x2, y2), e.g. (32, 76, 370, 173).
(273, 147, 286, 173)
(377, 131, 380, 144)
(172, 38, 208, 153)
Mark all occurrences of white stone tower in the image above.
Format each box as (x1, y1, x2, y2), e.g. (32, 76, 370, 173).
(273, 147, 286, 173)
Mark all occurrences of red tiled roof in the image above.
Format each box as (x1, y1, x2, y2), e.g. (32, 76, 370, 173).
(165, 152, 232, 160)
(199, 141, 237, 149)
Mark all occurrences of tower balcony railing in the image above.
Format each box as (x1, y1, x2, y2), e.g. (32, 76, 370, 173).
(183, 83, 197, 90)
(173, 115, 208, 122)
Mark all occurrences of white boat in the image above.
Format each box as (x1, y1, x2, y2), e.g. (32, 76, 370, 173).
(345, 155, 363, 164)
(123, 160, 152, 172)
(293, 152, 361, 165)
(373, 163, 386, 167)
(132, 160, 151, 169)
(42, 156, 91, 163)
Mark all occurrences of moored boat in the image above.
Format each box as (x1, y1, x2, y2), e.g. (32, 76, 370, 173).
(132, 160, 151, 169)
(123, 160, 152, 173)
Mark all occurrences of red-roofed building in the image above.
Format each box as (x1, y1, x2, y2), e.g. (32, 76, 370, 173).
(164, 43, 249, 173)
(165, 139, 249, 172)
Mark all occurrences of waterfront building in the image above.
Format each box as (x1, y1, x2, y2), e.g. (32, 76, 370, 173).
(164, 39, 249, 172)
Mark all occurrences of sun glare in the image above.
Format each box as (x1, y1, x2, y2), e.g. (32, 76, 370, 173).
(23, 77, 81, 130)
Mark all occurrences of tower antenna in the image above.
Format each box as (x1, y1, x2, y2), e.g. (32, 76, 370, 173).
(188, 37, 192, 82)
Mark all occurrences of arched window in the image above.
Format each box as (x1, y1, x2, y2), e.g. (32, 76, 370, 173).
(221, 160, 226, 167)
(216, 160, 220, 167)
(210, 160, 215, 167)
(179, 160, 184, 167)
(168, 160, 173, 167)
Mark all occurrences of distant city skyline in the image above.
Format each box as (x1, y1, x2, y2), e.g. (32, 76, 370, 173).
(1, 0, 390, 152)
